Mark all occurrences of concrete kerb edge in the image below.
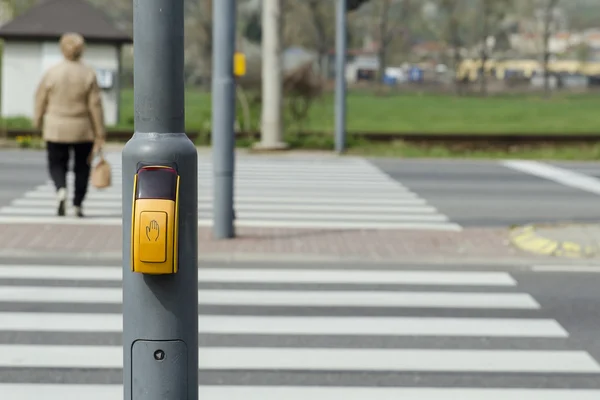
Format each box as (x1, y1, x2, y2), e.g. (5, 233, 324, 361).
(509, 223, 598, 259)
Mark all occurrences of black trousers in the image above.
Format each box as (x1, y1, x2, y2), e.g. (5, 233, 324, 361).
(46, 141, 94, 207)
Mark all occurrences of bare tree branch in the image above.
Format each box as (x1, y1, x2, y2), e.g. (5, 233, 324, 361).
(542, 0, 560, 96)
(372, 0, 413, 81)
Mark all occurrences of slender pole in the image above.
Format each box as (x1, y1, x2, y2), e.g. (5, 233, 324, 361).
(123, 0, 198, 398)
(335, 0, 347, 153)
(254, 0, 287, 150)
(212, 0, 237, 239)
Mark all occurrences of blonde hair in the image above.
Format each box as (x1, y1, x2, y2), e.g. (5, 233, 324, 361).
(59, 32, 85, 61)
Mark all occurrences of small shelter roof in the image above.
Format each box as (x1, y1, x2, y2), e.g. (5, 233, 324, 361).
(0, 0, 131, 45)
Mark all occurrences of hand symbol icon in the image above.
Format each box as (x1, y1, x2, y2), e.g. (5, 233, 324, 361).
(146, 220, 160, 241)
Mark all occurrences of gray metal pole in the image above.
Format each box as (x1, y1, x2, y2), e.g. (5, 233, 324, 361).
(335, 0, 347, 154)
(212, 0, 237, 239)
(255, 0, 287, 150)
(123, 0, 198, 398)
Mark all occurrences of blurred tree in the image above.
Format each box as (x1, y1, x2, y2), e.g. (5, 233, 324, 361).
(576, 42, 591, 63)
(431, 0, 471, 94)
(541, 0, 560, 97)
(0, 0, 38, 19)
(243, 10, 261, 43)
(347, 0, 370, 12)
(477, 0, 514, 95)
(279, 1, 337, 78)
(370, 0, 414, 82)
(305, 0, 335, 77)
(89, 0, 132, 34)
(184, 0, 213, 86)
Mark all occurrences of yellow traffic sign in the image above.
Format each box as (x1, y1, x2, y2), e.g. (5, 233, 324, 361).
(234, 52, 246, 77)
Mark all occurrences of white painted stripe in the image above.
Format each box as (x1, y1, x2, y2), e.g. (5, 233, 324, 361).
(0, 266, 517, 286)
(114, 166, 385, 172)
(199, 387, 600, 400)
(24, 190, 425, 204)
(35, 185, 410, 195)
(0, 216, 123, 225)
(65, 176, 405, 186)
(0, 287, 538, 308)
(106, 176, 400, 184)
(203, 316, 569, 337)
(129, 162, 370, 167)
(0, 206, 446, 221)
(32, 189, 419, 201)
(0, 345, 596, 372)
(502, 160, 600, 195)
(0, 207, 119, 216)
(0, 215, 462, 230)
(72, 174, 399, 183)
(198, 269, 515, 285)
(532, 265, 600, 273)
(61, 171, 400, 179)
(0, 384, 120, 400)
(11, 198, 437, 213)
(0, 206, 448, 221)
(0, 313, 568, 337)
(198, 290, 539, 309)
(203, 348, 600, 373)
(55, 174, 403, 182)
(200, 165, 379, 170)
(2, 385, 600, 400)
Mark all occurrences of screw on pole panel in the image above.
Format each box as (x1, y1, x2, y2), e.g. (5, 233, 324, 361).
(123, 0, 198, 399)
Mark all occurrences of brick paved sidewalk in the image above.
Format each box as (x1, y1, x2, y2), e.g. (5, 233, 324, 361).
(0, 223, 538, 262)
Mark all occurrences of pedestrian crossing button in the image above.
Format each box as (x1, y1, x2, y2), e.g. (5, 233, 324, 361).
(131, 165, 180, 275)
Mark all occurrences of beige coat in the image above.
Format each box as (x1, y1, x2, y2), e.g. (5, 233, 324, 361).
(34, 33, 105, 144)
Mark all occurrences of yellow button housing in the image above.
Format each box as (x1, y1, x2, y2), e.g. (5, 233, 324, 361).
(138, 211, 167, 263)
(131, 167, 180, 275)
(132, 198, 177, 274)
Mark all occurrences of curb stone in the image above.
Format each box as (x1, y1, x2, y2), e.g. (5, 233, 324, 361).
(509, 223, 598, 259)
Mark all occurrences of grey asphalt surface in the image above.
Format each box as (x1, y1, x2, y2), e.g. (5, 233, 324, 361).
(0, 149, 48, 208)
(3, 149, 600, 228)
(0, 257, 599, 391)
(370, 158, 600, 227)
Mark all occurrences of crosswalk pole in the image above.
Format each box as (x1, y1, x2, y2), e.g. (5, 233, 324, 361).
(211, 0, 237, 239)
(122, 0, 198, 399)
(334, 0, 347, 154)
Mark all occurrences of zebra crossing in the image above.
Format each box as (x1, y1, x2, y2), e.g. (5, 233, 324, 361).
(0, 151, 461, 230)
(0, 261, 598, 398)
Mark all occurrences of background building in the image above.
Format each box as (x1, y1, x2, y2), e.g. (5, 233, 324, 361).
(0, 0, 131, 127)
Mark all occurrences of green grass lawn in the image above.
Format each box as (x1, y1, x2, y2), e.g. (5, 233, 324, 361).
(118, 88, 600, 134)
(5, 88, 600, 135)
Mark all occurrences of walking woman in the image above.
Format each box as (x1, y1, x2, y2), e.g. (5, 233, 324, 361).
(33, 32, 105, 217)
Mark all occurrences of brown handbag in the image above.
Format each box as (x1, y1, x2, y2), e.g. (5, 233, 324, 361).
(91, 150, 112, 189)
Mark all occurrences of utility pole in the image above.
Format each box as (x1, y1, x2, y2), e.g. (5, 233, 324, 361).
(254, 0, 288, 150)
(335, 0, 347, 153)
(122, 0, 198, 399)
(212, 0, 237, 239)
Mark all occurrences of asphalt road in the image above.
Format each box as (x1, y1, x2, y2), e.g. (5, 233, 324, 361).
(2, 149, 600, 228)
(371, 158, 600, 227)
(0, 149, 47, 208)
(0, 257, 599, 398)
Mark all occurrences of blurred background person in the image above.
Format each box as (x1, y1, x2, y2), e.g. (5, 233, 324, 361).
(33, 32, 105, 218)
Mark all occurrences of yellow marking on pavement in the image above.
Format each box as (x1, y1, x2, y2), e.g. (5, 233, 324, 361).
(509, 224, 596, 259)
